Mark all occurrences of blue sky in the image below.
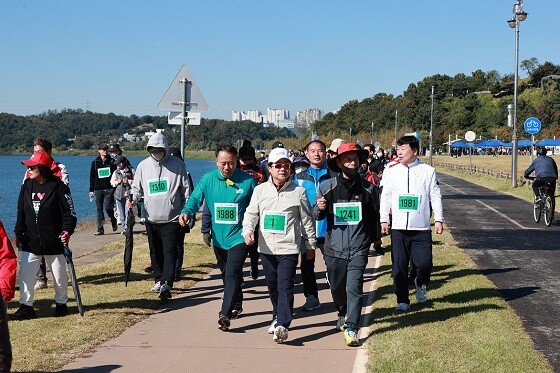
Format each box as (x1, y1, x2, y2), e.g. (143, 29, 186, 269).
(1, 1, 559, 121)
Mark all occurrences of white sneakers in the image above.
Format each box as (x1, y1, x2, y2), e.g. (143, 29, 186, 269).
(151, 281, 161, 292)
(414, 278, 429, 303)
(267, 318, 277, 334)
(395, 303, 411, 311)
(273, 325, 288, 343)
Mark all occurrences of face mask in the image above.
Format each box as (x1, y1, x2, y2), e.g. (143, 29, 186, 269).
(340, 165, 358, 178)
(295, 166, 308, 174)
(150, 151, 165, 161)
(376, 152, 383, 158)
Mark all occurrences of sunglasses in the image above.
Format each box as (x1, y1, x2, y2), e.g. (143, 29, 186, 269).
(27, 165, 39, 170)
(272, 163, 290, 170)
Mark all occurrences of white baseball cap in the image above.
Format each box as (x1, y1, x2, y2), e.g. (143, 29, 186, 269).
(268, 148, 291, 164)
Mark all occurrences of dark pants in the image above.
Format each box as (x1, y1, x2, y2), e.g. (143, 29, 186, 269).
(391, 229, 433, 305)
(299, 240, 324, 298)
(145, 221, 180, 287)
(324, 254, 367, 329)
(532, 177, 556, 199)
(36, 257, 47, 283)
(261, 253, 298, 328)
(0, 297, 12, 372)
(94, 189, 116, 231)
(174, 229, 186, 279)
(214, 244, 248, 317)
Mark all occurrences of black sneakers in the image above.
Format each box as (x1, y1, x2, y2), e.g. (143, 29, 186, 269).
(94, 230, 104, 236)
(111, 218, 118, 232)
(54, 303, 69, 317)
(10, 304, 37, 321)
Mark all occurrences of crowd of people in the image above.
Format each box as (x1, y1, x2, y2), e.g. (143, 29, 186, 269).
(2, 133, 444, 359)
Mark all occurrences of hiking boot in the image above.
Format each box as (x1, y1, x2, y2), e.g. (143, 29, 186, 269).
(414, 278, 429, 303)
(273, 325, 288, 343)
(111, 218, 118, 232)
(54, 303, 68, 317)
(301, 295, 321, 311)
(158, 283, 172, 300)
(267, 318, 277, 334)
(10, 304, 36, 321)
(34, 280, 48, 290)
(94, 230, 104, 236)
(151, 281, 161, 293)
(231, 308, 243, 319)
(218, 314, 230, 331)
(395, 303, 411, 311)
(336, 315, 346, 331)
(344, 327, 360, 346)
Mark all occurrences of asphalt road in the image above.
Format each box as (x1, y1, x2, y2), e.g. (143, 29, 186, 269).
(439, 173, 560, 371)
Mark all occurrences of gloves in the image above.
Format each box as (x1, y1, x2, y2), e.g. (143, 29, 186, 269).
(60, 231, 71, 244)
(202, 232, 211, 247)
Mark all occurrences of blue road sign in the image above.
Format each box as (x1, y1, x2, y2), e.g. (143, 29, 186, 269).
(524, 117, 541, 135)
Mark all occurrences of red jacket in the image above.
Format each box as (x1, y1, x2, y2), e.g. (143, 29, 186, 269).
(0, 220, 16, 301)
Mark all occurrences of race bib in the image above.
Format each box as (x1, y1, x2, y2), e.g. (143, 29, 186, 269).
(97, 167, 111, 178)
(214, 203, 238, 225)
(397, 194, 420, 212)
(262, 211, 288, 234)
(334, 202, 362, 225)
(147, 177, 169, 196)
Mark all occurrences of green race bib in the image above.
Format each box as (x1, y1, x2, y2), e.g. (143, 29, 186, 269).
(214, 203, 238, 225)
(398, 194, 420, 212)
(147, 177, 169, 196)
(333, 202, 362, 225)
(262, 211, 288, 234)
(97, 167, 111, 178)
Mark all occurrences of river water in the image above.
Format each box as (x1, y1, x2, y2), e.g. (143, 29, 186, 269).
(0, 155, 215, 236)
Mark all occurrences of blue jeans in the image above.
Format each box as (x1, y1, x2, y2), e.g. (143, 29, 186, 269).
(94, 189, 116, 231)
(214, 244, 248, 318)
(261, 253, 298, 328)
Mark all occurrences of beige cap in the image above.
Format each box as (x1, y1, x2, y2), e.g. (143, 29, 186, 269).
(328, 138, 347, 153)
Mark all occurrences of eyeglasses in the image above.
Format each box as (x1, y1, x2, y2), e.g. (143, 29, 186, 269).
(27, 165, 39, 170)
(272, 163, 290, 170)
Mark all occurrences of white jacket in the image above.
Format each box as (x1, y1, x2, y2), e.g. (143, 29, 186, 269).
(242, 178, 316, 255)
(380, 159, 443, 230)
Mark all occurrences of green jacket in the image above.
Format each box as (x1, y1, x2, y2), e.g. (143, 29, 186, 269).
(182, 168, 256, 250)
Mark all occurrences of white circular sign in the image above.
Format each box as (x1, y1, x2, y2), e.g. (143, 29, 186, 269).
(465, 131, 476, 142)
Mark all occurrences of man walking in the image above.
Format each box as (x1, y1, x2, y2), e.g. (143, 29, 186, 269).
(89, 142, 117, 236)
(179, 145, 256, 331)
(128, 133, 191, 299)
(294, 140, 337, 311)
(380, 135, 444, 312)
(316, 143, 380, 346)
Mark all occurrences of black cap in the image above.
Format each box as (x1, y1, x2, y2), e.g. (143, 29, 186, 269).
(109, 143, 121, 152)
(98, 142, 109, 150)
(271, 141, 284, 149)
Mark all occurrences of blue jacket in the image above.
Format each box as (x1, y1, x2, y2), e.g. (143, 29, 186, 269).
(524, 155, 558, 179)
(294, 164, 338, 239)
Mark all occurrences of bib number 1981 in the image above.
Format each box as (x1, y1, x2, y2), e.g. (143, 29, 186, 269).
(398, 195, 419, 211)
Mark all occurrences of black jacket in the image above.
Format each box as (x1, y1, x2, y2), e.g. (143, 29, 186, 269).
(89, 155, 116, 192)
(315, 175, 380, 260)
(15, 178, 77, 255)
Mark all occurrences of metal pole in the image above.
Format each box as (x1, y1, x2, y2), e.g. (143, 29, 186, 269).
(512, 13, 520, 187)
(394, 109, 398, 145)
(429, 86, 435, 166)
(371, 122, 374, 144)
(180, 78, 191, 158)
(530, 134, 534, 162)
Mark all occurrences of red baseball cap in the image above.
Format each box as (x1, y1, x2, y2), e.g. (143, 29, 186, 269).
(21, 151, 55, 169)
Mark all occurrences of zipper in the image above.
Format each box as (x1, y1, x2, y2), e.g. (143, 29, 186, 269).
(405, 165, 410, 230)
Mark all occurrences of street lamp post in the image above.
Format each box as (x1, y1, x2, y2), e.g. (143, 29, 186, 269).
(507, 0, 528, 188)
(429, 85, 435, 166)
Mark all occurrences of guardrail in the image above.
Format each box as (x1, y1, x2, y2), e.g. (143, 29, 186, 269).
(433, 162, 529, 187)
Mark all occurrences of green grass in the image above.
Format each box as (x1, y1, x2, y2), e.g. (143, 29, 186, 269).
(8, 232, 216, 372)
(368, 231, 552, 372)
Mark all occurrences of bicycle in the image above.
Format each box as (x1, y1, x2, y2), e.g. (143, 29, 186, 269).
(526, 176, 555, 226)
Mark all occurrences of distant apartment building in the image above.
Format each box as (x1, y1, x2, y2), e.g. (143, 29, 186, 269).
(296, 108, 322, 127)
(233, 108, 290, 126)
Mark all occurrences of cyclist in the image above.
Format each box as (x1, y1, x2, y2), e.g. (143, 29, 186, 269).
(524, 147, 558, 202)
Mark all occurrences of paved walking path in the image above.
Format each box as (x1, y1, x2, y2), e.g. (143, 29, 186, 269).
(59, 222, 381, 373)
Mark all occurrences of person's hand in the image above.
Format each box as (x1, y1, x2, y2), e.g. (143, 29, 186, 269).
(179, 214, 191, 227)
(316, 197, 327, 211)
(202, 232, 212, 247)
(244, 232, 255, 246)
(380, 222, 390, 235)
(306, 248, 315, 260)
(434, 221, 444, 235)
(59, 231, 71, 244)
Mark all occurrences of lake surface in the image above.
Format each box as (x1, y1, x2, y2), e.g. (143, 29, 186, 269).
(0, 155, 215, 236)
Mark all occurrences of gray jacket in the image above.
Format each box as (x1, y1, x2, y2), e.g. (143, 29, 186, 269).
(131, 133, 191, 223)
